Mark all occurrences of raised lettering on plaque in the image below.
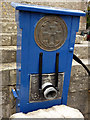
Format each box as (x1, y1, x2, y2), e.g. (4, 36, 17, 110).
(34, 16, 68, 51)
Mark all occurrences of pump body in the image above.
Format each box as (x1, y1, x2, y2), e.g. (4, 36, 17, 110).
(11, 2, 85, 113)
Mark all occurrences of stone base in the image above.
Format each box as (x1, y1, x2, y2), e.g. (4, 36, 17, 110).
(10, 105, 84, 119)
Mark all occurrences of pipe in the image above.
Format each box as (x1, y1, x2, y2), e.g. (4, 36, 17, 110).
(42, 82, 57, 100)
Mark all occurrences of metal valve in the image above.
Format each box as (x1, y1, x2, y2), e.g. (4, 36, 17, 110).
(42, 82, 57, 100)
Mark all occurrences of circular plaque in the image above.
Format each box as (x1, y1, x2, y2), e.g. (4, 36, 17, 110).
(34, 16, 68, 51)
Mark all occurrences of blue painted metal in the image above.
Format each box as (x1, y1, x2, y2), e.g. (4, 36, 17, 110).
(12, 89, 18, 98)
(11, 2, 86, 113)
(69, 47, 74, 52)
(11, 2, 85, 16)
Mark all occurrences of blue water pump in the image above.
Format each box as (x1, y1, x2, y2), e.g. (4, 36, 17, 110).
(11, 2, 85, 113)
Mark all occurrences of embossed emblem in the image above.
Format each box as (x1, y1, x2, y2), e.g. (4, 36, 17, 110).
(34, 16, 68, 51)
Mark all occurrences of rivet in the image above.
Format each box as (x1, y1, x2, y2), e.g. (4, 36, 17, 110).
(18, 68, 21, 72)
(18, 104, 20, 107)
(69, 47, 74, 52)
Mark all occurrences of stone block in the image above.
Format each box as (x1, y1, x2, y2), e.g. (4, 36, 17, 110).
(0, 51, 2, 63)
(0, 92, 2, 105)
(0, 68, 16, 86)
(0, 86, 16, 118)
(0, 70, 2, 84)
(1, 48, 16, 63)
(1, 86, 16, 106)
(10, 105, 84, 119)
(0, 105, 2, 119)
(0, 33, 17, 46)
(0, 67, 16, 117)
(74, 44, 89, 59)
(0, 70, 10, 86)
(79, 17, 87, 31)
(88, 79, 90, 90)
(69, 76, 88, 92)
(10, 70, 16, 85)
(9, 86, 16, 110)
(71, 64, 89, 77)
(1, 22, 17, 33)
(0, 34, 2, 46)
(75, 35, 87, 44)
(67, 90, 88, 115)
(1, 34, 11, 46)
(88, 100, 90, 113)
(1, 35, 11, 46)
(1, 86, 10, 105)
(0, 70, 16, 86)
(0, 63, 16, 71)
(2, 104, 10, 118)
(88, 91, 90, 101)
(0, 18, 15, 22)
(84, 113, 89, 120)
(11, 34, 17, 46)
(1, 2, 15, 19)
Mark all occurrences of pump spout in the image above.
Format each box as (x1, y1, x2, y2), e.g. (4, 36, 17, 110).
(42, 82, 57, 100)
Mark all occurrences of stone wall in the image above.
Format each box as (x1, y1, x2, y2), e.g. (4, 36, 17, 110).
(68, 65, 89, 118)
(0, 1, 89, 119)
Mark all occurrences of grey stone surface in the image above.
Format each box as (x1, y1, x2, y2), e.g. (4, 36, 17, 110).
(11, 34, 17, 46)
(2, 103, 16, 118)
(1, 86, 16, 118)
(10, 70, 16, 85)
(0, 1, 88, 118)
(88, 91, 90, 101)
(88, 78, 90, 90)
(0, 34, 17, 46)
(0, 104, 2, 119)
(69, 76, 88, 92)
(75, 35, 87, 44)
(74, 43, 89, 59)
(1, 86, 10, 105)
(71, 65, 89, 77)
(9, 86, 16, 110)
(68, 64, 89, 117)
(0, 62, 16, 71)
(0, 92, 2, 105)
(0, 34, 2, 46)
(1, 34, 11, 46)
(2, 2, 15, 19)
(1, 70, 10, 86)
(0, 69, 16, 86)
(2, 104, 10, 118)
(1, 48, 16, 63)
(1, 22, 17, 33)
(0, 51, 2, 63)
(0, 18, 15, 22)
(67, 90, 88, 115)
(88, 100, 90, 113)
(0, 63, 16, 118)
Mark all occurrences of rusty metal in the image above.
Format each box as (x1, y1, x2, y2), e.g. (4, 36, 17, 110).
(34, 16, 68, 51)
(29, 73, 64, 103)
